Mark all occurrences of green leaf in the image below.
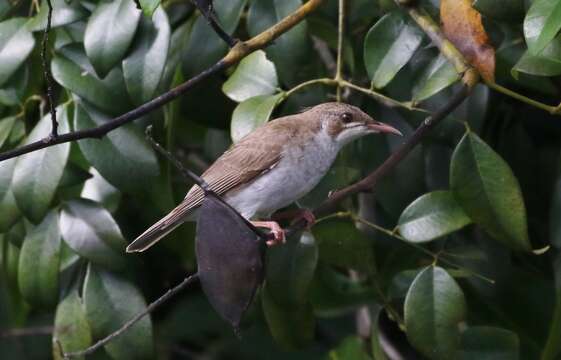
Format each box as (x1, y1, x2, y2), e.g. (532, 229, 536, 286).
(83, 265, 154, 359)
(0, 158, 21, 232)
(28, 0, 87, 32)
(74, 101, 159, 192)
(53, 289, 92, 360)
(307, 18, 355, 73)
(261, 285, 315, 350)
(51, 47, 132, 115)
(512, 36, 561, 77)
(473, 0, 523, 21)
(59, 199, 127, 270)
(313, 218, 375, 272)
(247, 0, 308, 85)
(397, 191, 472, 243)
(404, 266, 467, 360)
(12, 105, 70, 223)
(182, 0, 247, 77)
(230, 93, 282, 143)
(0, 64, 28, 106)
(81, 168, 121, 213)
(524, 0, 561, 55)
(0, 18, 36, 87)
(222, 50, 279, 102)
(18, 211, 61, 308)
(329, 336, 371, 360)
(84, 0, 141, 77)
(265, 231, 318, 306)
(450, 132, 531, 251)
(458, 326, 519, 360)
(122, 7, 170, 105)
(0, 116, 16, 148)
(364, 12, 423, 89)
(138, 0, 160, 18)
(413, 53, 460, 102)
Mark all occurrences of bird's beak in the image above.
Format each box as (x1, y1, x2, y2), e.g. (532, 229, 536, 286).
(366, 121, 403, 136)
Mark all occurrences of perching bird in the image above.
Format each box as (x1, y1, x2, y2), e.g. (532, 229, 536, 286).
(126, 102, 402, 253)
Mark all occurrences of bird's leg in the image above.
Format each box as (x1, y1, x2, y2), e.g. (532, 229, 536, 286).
(251, 221, 285, 246)
(272, 209, 316, 229)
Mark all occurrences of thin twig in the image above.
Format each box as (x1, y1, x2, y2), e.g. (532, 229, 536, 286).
(62, 274, 199, 359)
(311, 36, 336, 74)
(335, 0, 344, 102)
(190, 0, 237, 48)
(0, 0, 324, 162)
(41, 0, 57, 137)
(0, 326, 53, 338)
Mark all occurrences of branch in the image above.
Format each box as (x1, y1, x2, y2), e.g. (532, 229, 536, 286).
(61, 273, 199, 359)
(40, 0, 57, 137)
(0, 326, 53, 338)
(190, 0, 237, 48)
(0, 0, 324, 162)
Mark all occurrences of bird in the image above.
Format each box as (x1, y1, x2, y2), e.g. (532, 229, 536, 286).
(126, 102, 402, 253)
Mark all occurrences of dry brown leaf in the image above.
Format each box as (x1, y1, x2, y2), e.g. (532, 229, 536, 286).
(441, 0, 496, 82)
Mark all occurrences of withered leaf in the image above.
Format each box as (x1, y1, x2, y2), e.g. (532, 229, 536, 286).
(196, 191, 265, 332)
(441, 0, 496, 82)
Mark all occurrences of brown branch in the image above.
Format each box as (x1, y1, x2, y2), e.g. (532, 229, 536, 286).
(61, 273, 199, 359)
(41, 0, 57, 137)
(0, 0, 324, 162)
(190, 0, 237, 48)
(0, 326, 53, 338)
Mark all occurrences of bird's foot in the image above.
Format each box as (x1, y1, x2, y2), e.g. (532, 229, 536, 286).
(272, 209, 316, 229)
(251, 221, 285, 246)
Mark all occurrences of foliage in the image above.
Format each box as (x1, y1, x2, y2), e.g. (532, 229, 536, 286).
(0, 0, 560, 359)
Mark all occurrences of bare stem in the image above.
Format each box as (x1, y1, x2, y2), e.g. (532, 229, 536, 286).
(41, 0, 57, 137)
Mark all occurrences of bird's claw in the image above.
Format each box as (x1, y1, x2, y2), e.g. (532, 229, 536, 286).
(251, 221, 286, 247)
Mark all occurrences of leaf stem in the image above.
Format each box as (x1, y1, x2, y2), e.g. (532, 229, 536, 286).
(485, 80, 561, 115)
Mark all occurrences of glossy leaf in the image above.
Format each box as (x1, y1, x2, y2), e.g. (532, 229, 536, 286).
(28, 0, 87, 31)
(230, 94, 282, 143)
(182, 0, 246, 77)
(458, 326, 519, 360)
(363, 12, 423, 89)
(59, 199, 127, 270)
(18, 211, 61, 308)
(222, 50, 279, 102)
(404, 266, 467, 360)
(81, 168, 121, 213)
(524, 0, 561, 55)
(53, 289, 92, 360)
(397, 191, 472, 243)
(441, 0, 496, 81)
(513, 37, 561, 77)
(51, 47, 132, 115)
(450, 132, 531, 251)
(247, 0, 308, 84)
(122, 7, 170, 105)
(0, 158, 20, 232)
(0, 18, 35, 87)
(74, 101, 159, 192)
(412, 54, 459, 102)
(83, 265, 154, 359)
(12, 105, 70, 223)
(84, 0, 141, 77)
(138, 0, 160, 17)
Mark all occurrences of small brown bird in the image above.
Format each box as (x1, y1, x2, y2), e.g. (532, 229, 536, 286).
(127, 102, 401, 253)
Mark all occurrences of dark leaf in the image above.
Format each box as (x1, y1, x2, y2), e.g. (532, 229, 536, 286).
(0, 18, 35, 87)
(458, 326, 519, 360)
(329, 336, 370, 360)
(28, 0, 87, 32)
(53, 289, 92, 360)
(412, 54, 460, 102)
(0, 158, 20, 232)
(196, 192, 264, 329)
(18, 210, 61, 308)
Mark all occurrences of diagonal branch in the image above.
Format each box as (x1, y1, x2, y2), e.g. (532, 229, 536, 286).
(0, 0, 324, 162)
(41, 0, 57, 137)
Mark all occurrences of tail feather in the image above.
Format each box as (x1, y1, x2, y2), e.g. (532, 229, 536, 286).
(126, 201, 194, 253)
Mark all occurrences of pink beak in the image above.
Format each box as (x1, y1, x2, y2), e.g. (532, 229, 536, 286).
(367, 121, 403, 136)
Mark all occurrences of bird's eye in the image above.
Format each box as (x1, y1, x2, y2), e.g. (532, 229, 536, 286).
(341, 112, 353, 123)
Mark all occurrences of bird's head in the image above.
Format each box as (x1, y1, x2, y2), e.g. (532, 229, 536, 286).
(307, 102, 402, 146)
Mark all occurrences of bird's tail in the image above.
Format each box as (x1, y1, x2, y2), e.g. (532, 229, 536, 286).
(126, 201, 194, 253)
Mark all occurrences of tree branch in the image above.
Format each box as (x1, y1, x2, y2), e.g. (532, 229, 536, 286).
(0, 0, 324, 162)
(40, 0, 57, 137)
(61, 273, 199, 359)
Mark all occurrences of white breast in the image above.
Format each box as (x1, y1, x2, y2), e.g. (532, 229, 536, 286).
(223, 130, 340, 219)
